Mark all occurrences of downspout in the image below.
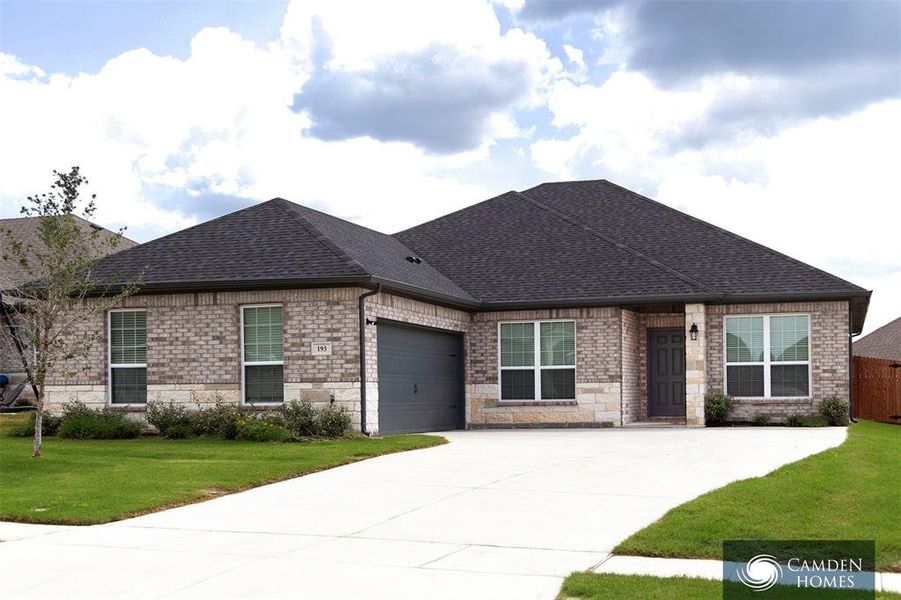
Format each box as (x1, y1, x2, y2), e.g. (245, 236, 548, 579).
(358, 283, 381, 436)
(848, 308, 861, 424)
(0, 292, 40, 400)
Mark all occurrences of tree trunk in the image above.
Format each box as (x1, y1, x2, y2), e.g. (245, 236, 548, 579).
(33, 392, 43, 458)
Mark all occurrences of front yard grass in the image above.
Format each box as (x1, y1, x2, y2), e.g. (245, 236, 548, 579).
(560, 573, 901, 599)
(615, 420, 901, 572)
(0, 414, 445, 524)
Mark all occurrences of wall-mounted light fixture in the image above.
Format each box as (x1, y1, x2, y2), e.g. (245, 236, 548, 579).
(689, 323, 699, 341)
(366, 318, 377, 326)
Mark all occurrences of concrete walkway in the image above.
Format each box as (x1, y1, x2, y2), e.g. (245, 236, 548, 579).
(0, 427, 846, 599)
(594, 555, 901, 594)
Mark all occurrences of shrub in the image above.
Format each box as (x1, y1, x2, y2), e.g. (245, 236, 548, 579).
(190, 402, 241, 439)
(819, 395, 849, 426)
(58, 403, 142, 439)
(316, 404, 351, 438)
(786, 413, 829, 427)
(146, 402, 191, 436)
(704, 393, 733, 424)
(234, 414, 294, 442)
(7, 411, 63, 437)
(147, 401, 242, 439)
(752, 412, 770, 426)
(280, 401, 317, 437)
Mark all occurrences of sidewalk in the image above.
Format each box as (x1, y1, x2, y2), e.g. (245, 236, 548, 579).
(594, 555, 901, 594)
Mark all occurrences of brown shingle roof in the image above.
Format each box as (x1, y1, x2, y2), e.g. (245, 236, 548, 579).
(0, 216, 137, 291)
(854, 317, 901, 361)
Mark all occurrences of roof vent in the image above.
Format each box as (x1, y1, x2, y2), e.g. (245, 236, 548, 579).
(405, 255, 422, 264)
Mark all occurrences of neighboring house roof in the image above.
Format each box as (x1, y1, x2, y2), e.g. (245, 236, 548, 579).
(854, 317, 901, 361)
(86, 179, 871, 331)
(0, 215, 137, 291)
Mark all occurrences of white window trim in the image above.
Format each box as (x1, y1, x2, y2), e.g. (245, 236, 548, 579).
(497, 319, 577, 402)
(723, 313, 812, 399)
(240, 303, 285, 406)
(107, 308, 147, 406)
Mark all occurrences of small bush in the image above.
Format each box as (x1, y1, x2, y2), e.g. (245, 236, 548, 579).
(234, 414, 294, 442)
(786, 413, 829, 427)
(752, 412, 770, 426)
(7, 411, 63, 437)
(316, 404, 351, 438)
(146, 402, 191, 436)
(58, 403, 142, 439)
(191, 402, 242, 439)
(280, 401, 317, 437)
(704, 393, 733, 424)
(819, 395, 849, 426)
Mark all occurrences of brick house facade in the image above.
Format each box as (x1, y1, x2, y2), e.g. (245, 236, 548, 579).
(41, 289, 853, 431)
(20, 180, 868, 431)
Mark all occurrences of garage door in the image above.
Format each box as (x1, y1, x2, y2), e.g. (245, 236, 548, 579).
(377, 322, 465, 435)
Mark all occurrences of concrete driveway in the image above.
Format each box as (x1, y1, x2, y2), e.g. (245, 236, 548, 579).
(1, 427, 845, 599)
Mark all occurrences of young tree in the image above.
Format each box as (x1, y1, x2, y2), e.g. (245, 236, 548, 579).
(1, 167, 139, 457)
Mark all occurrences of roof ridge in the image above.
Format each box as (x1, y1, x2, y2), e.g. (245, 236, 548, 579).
(270, 199, 370, 276)
(393, 190, 519, 236)
(514, 190, 722, 296)
(598, 179, 867, 293)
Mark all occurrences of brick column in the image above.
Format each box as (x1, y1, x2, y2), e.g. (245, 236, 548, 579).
(685, 303, 706, 427)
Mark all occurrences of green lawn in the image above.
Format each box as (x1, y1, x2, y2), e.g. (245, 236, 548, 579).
(560, 573, 901, 599)
(615, 420, 901, 572)
(0, 414, 445, 524)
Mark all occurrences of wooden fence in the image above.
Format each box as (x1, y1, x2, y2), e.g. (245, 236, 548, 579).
(852, 355, 901, 424)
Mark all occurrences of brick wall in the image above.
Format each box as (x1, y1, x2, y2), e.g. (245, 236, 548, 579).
(706, 300, 850, 422)
(467, 307, 622, 427)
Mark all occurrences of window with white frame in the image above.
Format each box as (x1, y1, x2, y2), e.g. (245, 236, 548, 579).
(109, 310, 147, 404)
(242, 305, 284, 404)
(725, 314, 810, 398)
(499, 321, 575, 401)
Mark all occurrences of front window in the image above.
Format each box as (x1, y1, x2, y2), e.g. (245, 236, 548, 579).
(500, 321, 575, 401)
(242, 305, 284, 404)
(109, 310, 147, 404)
(725, 314, 809, 398)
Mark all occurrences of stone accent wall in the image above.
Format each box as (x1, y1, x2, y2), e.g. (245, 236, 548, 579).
(706, 300, 850, 422)
(684, 303, 706, 427)
(468, 307, 622, 427)
(620, 309, 640, 425)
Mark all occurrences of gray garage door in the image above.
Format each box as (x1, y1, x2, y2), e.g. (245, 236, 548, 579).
(377, 321, 465, 435)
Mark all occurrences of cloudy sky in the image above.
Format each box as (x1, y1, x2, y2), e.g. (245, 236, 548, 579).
(0, 0, 899, 333)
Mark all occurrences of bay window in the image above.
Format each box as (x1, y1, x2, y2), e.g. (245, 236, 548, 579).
(725, 314, 810, 398)
(499, 321, 575, 401)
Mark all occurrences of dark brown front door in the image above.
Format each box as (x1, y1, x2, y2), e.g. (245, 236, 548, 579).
(648, 328, 686, 417)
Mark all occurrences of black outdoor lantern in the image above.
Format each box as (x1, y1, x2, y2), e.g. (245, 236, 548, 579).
(689, 323, 699, 341)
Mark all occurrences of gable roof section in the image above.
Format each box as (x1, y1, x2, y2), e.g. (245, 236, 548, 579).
(90, 198, 477, 305)
(521, 180, 867, 299)
(394, 191, 708, 304)
(396, 179, 869, 330)
(854, 317, 901, 361)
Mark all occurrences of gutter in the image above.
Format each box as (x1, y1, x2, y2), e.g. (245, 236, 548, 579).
(358, 283, 382, 436)
(848, 308, 863, 424)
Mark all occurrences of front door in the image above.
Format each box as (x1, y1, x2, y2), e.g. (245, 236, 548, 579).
(647, 328, 686, 417)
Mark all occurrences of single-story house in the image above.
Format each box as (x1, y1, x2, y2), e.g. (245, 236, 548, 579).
(40, 180, 870, 433)
(853, 316, 901, 361)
